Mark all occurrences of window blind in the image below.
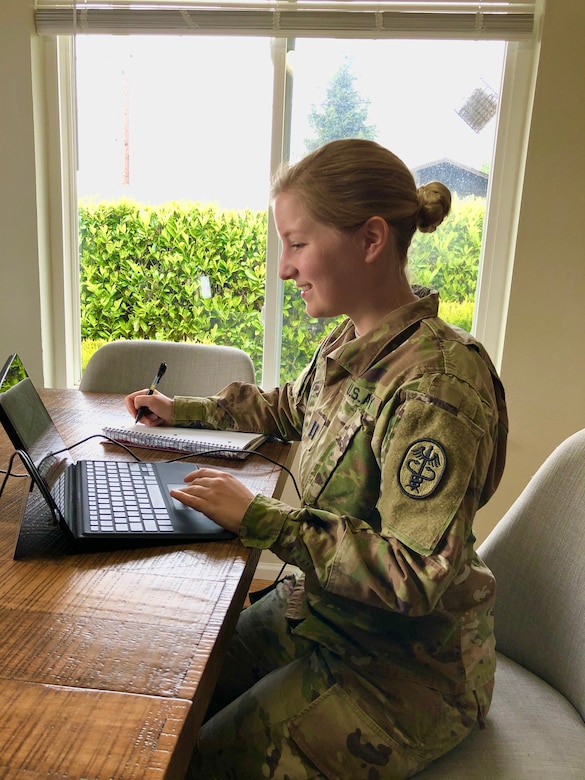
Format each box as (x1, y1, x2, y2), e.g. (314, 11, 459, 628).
(34, 1, 536, 40)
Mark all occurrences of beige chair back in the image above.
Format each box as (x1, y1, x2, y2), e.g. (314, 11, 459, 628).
(479, 428, 585, 720)
(79, 340, 256, 397)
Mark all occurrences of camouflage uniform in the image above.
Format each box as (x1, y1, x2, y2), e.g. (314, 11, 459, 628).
(179, 289, 508, 779)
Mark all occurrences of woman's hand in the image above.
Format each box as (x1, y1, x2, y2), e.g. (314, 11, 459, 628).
(124, 389, 173, 426)
(170, 467, 255, 535)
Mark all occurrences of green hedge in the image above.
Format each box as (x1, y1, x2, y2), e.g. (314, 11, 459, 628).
(409, 195, 485, 302)
(79, 195, 482, 382)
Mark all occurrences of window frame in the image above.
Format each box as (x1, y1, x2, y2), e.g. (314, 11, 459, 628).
(44, 17, 541, 388)
(472, 36, 541, 367)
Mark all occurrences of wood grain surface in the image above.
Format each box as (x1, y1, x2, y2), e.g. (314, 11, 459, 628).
(0, 389, 292, 779)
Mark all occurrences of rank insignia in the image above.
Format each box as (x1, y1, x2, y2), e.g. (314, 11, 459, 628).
(398, 438, 447, 499)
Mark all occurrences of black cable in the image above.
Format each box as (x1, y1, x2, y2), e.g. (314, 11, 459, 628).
(0, 450, 30, 500)
(163, 447, 302, 501)
(14, 449, 61, 525)
(248, 560, 290, 604)
(47, 433, 303, 501)
(48, 433, 144, 461)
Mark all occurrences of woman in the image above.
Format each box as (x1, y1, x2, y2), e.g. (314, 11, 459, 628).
(125, 139, 508, 779)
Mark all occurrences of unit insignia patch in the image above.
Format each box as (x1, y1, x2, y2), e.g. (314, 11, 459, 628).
(398, 438, 447, 499)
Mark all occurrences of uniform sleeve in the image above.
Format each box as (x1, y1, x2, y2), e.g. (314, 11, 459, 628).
(172, 338, 321, 439)
(172, 379, 307, 441)
(239, 372, 505, 618)
(376, 375, 486, 556)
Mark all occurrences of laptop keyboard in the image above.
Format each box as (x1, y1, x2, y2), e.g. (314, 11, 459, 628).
(86, 461, 174, 534)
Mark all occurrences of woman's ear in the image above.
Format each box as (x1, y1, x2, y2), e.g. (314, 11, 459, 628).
(361, 216, 390, 262)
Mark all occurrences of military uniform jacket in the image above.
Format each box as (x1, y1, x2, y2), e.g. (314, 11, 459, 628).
(174, 290, 508, 695)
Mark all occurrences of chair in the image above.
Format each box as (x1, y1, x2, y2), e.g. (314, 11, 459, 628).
(79, 340, 256, 397)
(416, 429, 585, 778)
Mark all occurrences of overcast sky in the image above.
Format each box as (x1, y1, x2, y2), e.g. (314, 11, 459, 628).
(76, 36, 505, 211)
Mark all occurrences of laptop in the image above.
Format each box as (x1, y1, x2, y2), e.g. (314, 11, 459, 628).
(0, 353, 233, 549)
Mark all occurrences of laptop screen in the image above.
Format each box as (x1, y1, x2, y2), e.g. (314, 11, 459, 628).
(0, 354, 74, 490)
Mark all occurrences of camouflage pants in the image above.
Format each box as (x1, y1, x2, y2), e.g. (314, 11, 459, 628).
(187, 576, 492, 780)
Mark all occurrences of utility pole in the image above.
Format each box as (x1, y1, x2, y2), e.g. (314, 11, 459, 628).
(122, 60, 130, 187)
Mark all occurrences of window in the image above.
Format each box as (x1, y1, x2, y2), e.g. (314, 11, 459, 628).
(281, 37, 506, 380)
(75, 35, 274, 378)
(36, 1, 538, 386)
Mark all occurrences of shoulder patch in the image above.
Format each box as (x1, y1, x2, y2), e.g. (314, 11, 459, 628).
(398, 438, 447, 499)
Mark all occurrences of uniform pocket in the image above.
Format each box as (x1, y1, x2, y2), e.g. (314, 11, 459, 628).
(288, 684, 426, 780)
(300, 410, 366, 504)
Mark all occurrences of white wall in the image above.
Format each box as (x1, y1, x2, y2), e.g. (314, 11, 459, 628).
(0, 2, 44, 383)
(473, 0, 585, 543)
(1, 0, 585, 552)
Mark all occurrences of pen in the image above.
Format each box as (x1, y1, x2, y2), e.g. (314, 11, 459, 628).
(135, 361, 167, 423)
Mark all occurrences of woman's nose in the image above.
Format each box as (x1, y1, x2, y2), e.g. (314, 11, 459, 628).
(278, 251, 295, 281)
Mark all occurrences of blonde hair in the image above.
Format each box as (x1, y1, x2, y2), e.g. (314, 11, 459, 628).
(271, 139, 451, 262)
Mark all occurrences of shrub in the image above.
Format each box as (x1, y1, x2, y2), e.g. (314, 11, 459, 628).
(81, 338, 107, 371)
(438, 300, 475, 332)
(79, 195, 483, 382)
(409, 194, 484, 302)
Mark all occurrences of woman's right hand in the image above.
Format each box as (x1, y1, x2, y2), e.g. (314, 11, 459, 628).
(124, 389, 174, 426)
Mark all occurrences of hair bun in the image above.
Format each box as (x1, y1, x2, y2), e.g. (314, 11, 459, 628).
(416, 181, 452, 233)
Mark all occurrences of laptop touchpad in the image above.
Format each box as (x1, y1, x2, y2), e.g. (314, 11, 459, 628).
(168, 484, 191, 512)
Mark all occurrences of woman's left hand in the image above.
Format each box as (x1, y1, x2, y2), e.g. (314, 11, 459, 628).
(169, 467, 255, 535)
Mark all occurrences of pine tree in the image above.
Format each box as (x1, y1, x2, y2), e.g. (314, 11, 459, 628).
(304, 60, 377, 152)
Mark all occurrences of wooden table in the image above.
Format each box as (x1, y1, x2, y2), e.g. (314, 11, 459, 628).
(0, 389, 293, 779)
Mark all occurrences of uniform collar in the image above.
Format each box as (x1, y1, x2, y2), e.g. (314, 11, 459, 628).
(326, 288, 439, 376)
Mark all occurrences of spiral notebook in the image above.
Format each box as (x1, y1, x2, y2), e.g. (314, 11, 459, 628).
(102, 424, 267, 460)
